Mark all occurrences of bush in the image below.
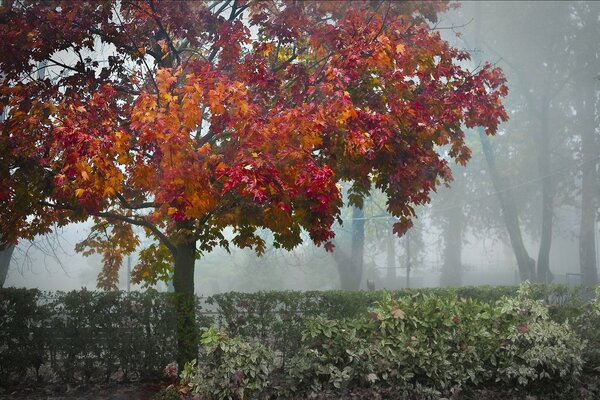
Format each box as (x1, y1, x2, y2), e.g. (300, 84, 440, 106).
(285, 283, 586, 399)
(180, 327, 276, 399)
(573, 286, 600, 372)
(493, 283, 584, 387)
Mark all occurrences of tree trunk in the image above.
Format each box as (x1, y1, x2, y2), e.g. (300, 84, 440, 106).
(535, 99, 554, 283)
(333, 206, 364, 290)
(579, 83, 599, 286)
(472, 2, 534, 282)
(479, 130, 535, 281)
(440, 201, 463, 287)
(350, 206, 365, 288)
(0, 244, 15, 288)
(172, 238, 197, 368)
(385, 226, 396, 285)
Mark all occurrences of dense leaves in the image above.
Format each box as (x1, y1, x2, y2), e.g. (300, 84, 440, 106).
(0, 0, 507, 287)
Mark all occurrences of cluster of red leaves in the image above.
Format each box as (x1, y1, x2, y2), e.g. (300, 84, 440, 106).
(0, 0, 507, 288)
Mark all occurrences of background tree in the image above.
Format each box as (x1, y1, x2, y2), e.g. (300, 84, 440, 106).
(0, 0, 507, 365)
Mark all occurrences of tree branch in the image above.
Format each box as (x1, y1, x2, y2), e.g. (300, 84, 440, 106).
(41, 201, 177, 255)
(116, 192, 161, 210)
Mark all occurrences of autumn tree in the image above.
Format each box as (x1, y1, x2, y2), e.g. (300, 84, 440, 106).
(0, 0, 508, 365)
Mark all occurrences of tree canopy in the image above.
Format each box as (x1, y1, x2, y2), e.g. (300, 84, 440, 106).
(0, 0, 508, 364)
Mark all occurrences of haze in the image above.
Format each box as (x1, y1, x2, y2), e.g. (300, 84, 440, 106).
(3, 1, 599, 294)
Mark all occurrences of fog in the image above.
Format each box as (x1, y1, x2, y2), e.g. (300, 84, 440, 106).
(3, 1, 599, 294)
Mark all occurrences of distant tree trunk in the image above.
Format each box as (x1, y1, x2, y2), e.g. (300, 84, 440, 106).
(385, 226, 396, 285)
(440, 200, 463, 287)
(479, 130, 535, 281)
(333, 206, 364, 290)
(579, 83, 599, 286)
(535, 98, 554, 283)
(472, 2, 534, 281)
(0, 244, 15, 288)
(172, 237, 197, 368)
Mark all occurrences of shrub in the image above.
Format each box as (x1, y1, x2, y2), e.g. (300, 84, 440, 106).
(180, 327, 277, 399)
(285, 283, 586, 398)
(573, 286, 600, 372)
(492, 282, 585, 387)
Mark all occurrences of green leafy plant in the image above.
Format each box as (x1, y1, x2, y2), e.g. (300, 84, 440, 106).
(492, 282, 585, 387)
(180, 327, 277, 399)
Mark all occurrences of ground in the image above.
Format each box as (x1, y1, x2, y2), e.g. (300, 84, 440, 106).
(0, 383, 158, 400)
(1, 373, 598, 400)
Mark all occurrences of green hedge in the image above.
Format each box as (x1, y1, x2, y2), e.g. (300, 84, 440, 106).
(0, 288, 210, 385)
(1, 284, 595, 388)
(205, 284, 589, 361)
(181, 284, 600, 400)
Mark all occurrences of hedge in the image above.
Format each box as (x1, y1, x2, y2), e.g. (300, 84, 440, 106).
(180, 284, 600, 400)
(0, 288, 210, 385)
(0, 284, 596, 387)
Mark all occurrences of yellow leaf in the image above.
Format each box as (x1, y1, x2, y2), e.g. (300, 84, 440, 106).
(167, 207, 178, 216)
(75, 188, 85, 198)
(396, 43, 405, 55)
(81, 170, 89, 181)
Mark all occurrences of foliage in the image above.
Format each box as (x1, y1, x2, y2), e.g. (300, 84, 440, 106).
(0, 288, 211, 385)
(573, 286, 600, 372)
(284, 283, 586, 398)
(180, 327, 276, 400)
(2, 284, 596, 396)
(0, 0, 507, 288)
(0, 288, 47, 383)
(492, 282, 585, 387)
(205, 284, 575, 359)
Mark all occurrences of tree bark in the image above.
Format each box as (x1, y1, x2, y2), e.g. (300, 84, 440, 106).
(333, 206, 364, 290)
(535, 98, 554, 283)
(479, 130, 535, 281)
(385, 226, 396, 285)
(0, 244, 15, 288)
(440, 200, 463, 287)
(579, 84, 599, 286)
(172, 237, 197, 367)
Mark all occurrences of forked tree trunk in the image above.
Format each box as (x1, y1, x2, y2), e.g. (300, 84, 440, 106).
(535, 98, 554, 283)
(479, 130, 535, 281)
(172, 238, 197, 368)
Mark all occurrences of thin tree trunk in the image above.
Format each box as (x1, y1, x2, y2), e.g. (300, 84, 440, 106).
(472, 2, 534, 282)
(479, 130, 535, 281)
(0, 244, 15, 288)
(385, 226, 395, 285)
(440, 201, 463, 287)
(350, 206, 364, 288)
(333, 206, 364, 290)
(535, 99, 554, 283)
(579, 84, 599, 286)
(172, 238, 197, 367)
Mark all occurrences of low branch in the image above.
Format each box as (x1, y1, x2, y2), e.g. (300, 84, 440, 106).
(41, 201, 177, 255)
(116, 192, 161, 210)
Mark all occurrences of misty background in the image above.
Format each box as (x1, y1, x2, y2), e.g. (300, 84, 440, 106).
(3, 1, 599, 295)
